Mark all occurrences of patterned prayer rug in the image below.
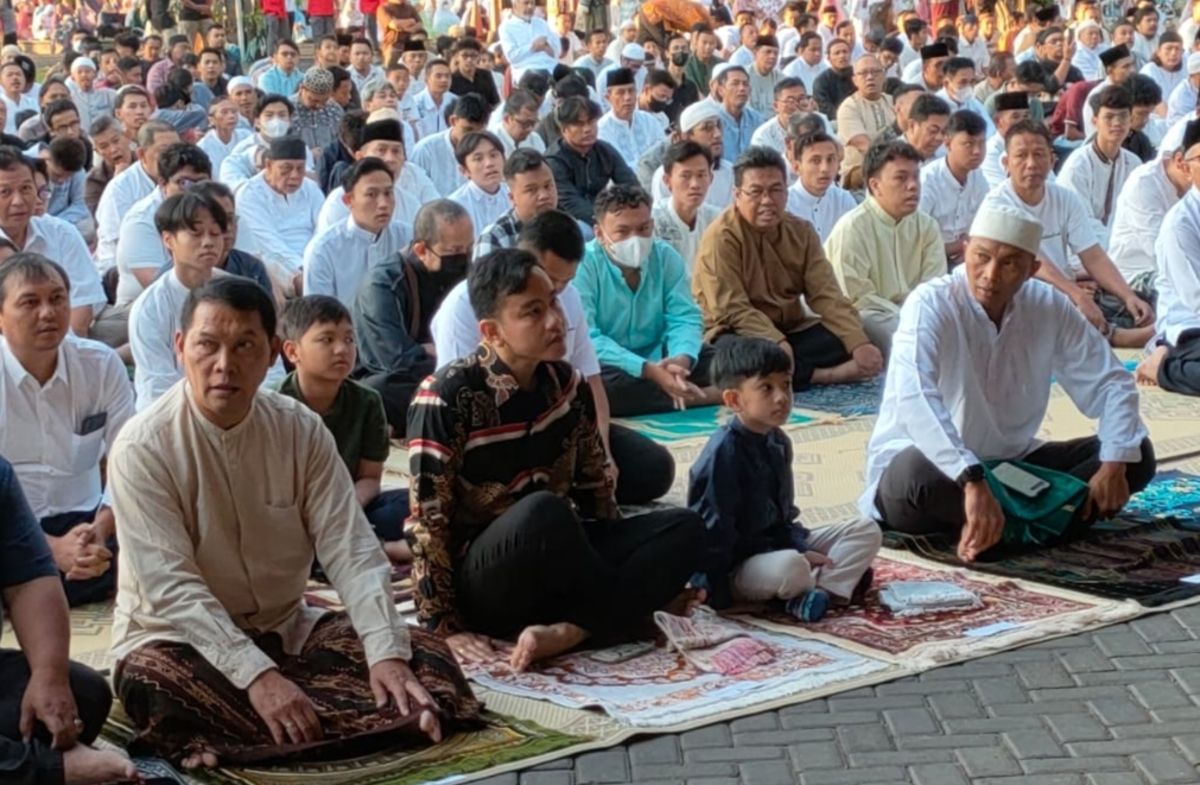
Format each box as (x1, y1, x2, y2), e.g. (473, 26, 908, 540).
(2, 600, 115, 674)
(615, 405, 815, 444)
(882, 518, 1200, 607)
(739, 554, 1115, 661)
(101, 706, 588, 785)
(463, 615, 892, 727)
(792, 376, 884, 418)
(1125, 471, 1200, 524)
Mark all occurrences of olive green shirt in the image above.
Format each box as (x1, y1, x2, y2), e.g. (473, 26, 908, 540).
(277, 372, 389, 475)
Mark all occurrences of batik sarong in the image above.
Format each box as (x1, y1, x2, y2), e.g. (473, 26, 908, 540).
(114, 612, 483, 764)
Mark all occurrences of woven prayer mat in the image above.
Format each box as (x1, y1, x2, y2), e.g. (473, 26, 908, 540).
(615, 405, 817, 444)
(882, 517, 1200, 607)
(792, 376, 884, 419)
(1, 600, 115, 674)
(738, 551, 1134, 664)
(100, 704, 589, 785)
(1042, 382, 1200, 463)
(462, 614, 894, 729)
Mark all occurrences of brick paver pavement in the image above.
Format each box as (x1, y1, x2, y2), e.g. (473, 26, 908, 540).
(474, 605, 1200, 785)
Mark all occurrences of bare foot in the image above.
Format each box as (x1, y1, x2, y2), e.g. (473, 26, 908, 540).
(181, 748, 220, 770)
(62, 745, 138, 785)
(811, 359, 868, 385)
(662, 586, 707, 617)
(1111, 326, 1155, 349)
(509, 622, 588, 672)
(1136, 346, 1166, 386)
(383, 540, 412, 564)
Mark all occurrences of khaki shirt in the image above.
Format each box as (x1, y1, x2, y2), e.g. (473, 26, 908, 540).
(836, 93, 896, 182)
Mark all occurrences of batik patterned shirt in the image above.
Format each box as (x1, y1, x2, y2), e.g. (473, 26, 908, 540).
(406, 344, 617, 635)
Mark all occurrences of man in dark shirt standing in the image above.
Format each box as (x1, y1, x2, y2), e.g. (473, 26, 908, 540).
(546, 96, 638, 225)
(352, 200, 473, 435)
(0, 456, 136, 784)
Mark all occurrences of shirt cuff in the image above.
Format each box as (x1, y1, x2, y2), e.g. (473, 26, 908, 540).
(361, 626, 413, 668)
(215, 642, 279, 691)
(1098, 441, 1144, 464)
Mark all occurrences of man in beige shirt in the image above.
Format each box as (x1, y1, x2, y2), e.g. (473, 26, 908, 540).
(108, 276, 480, 769)
(836, 55, 896, 189)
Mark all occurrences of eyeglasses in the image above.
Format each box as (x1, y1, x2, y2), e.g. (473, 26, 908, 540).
(738, 185, 786, 201)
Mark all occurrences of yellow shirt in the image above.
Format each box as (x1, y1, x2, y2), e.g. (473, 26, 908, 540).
(825, 197, 948, 318)
(108, 383, 410, 689)
(835, 93, 896, 180)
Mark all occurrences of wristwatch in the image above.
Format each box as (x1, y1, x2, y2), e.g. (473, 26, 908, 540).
(956, 464, 985, 488)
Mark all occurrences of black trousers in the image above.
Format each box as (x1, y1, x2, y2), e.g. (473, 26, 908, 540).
(715, 324, 850, 392)
(0, 650, 113, 785)
(1158, 330, 1200, 396)
(609, 423, 675, 504)
(364, 488, 409, 543)
(454, 491, 704, 640)
(40, 511, 115, 608)
(875, 436, 1158, 536)
(600, 344, 716, 418)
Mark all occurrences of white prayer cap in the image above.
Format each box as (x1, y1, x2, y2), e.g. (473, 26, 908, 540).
(620, 18, 635, 30)
(367, 107, 401, 123)
(968, 202, 1042, 257)
(1188, 52, 1200, 76)
(1, 44, 21, 60)
(712, 62, 739, 82)
(680, 101, 720, 132)
(621, 42, 646, 61)
(1075, 19, 1100, 32)
(228, 75, 254, 91)
(70, 56, 97, 72)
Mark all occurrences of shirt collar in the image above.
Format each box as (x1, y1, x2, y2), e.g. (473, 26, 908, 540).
(472, 342, 561, 409)
(345, 212, 384, 242)
(728, 414, 772, 441)
(1, 335, 67, 389)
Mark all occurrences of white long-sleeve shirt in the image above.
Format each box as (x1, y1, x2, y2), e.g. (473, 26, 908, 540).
(919, 158, 990, 246)
(0, 334, 133, 518)
(447, 180, 509, 236)
(785, 180, 857, 243)
(1055, 142, 1140, 252)
(234, 173, 324, 277)
(95, 162, 154, 270)
(498, 15, 560, 81)
(651, 160, 735, 210)
(979, 132, 1007, 188)
(431, 279, 600, 374)
(411, 88, 456, 139)
(1167, 78, 1199, 125)
(317, 163, 439, 233)
(981, 180, 1098, 277)
(597, 109, 667, 168)
(197, 127, 253, 178)
(1141, 62, 1188, 105)
(409, 129, 466, 196)
(1155, 188, 1200, 346)
(114, 189, 167, 306)
(1109, 158, 1183, 281)
(651, 198, 721, 272)
(936, 89, 996, 138)
(1, 215, 106, 314)
(491, 122, 546, 156)
(302, 214, 410, 306)
(108, 382, 410, 691)
(860, 268, 1147, 519)
(781, 58, 828, 93)
(218, 133, 316, 189)
(1072, 44, 1104, 81)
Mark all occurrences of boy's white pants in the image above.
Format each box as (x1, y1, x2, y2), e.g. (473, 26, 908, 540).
(731, 518, 883, 604)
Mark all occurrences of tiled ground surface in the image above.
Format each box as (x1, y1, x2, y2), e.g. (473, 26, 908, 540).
(475, 605, 1200, 785)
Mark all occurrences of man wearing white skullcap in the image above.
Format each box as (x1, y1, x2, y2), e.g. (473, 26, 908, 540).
(67, 55, 116, 132)
(648, 101, 734, 209)
(861, 201, 1155, 563)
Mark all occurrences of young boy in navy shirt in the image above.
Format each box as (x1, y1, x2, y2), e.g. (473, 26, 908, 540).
(688, 337, 881, 621)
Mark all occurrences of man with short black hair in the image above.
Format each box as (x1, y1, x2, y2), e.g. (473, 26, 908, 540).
(903, 93, 952, 161)
(786, 131, 856, 242)
(826, 141, 947, 355)
(259, 39, 304, 96)
(653, 140, 720, 267)
(782, 31, 827, 91)
(921, 109, 990, 265)
(410, 92, 489, 196)
(547, 97, 638, 224)
(494, 90, 546, 155)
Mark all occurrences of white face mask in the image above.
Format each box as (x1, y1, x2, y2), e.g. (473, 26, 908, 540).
(606, 234, 652, 270)
(262, 117, 291, 139)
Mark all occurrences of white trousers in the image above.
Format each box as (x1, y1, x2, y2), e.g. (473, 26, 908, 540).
(731, 518, 883, 604)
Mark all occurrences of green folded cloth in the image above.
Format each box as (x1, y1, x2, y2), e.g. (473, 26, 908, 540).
(983, 460, 1090, 546)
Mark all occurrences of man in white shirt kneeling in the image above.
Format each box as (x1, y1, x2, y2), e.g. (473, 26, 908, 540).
(861, 202, 1155, 564)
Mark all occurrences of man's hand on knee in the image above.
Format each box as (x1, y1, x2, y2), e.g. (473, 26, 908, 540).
(959, 481, 1004, 562)
(247, 669, 324, 746)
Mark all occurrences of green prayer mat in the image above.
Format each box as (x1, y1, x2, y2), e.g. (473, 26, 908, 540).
(102, 707, 589, 785)
(616, 406, 814, 443)
(984, 461, 1090, 546)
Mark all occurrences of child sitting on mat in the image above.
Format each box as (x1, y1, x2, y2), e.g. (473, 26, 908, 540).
(687, 337, 882, 621)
